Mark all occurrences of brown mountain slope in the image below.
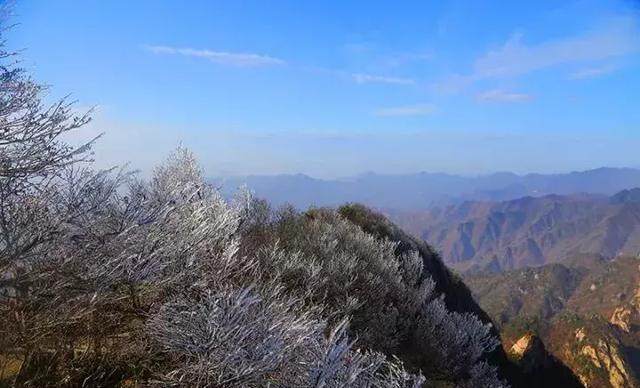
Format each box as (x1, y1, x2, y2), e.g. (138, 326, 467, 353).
(465, 255, 640, 388)
(388, 190, 640, 271)
(465, 263, 586, 328)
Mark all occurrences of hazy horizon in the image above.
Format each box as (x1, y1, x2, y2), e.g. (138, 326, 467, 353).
(213, 165, 640, 181)
(8, 0, 640, 178)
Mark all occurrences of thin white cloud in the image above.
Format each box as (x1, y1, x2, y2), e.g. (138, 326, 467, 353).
(477, 89, 532, 103)
(373, 104, 435, 117)
(473, 19, 638, 79)
(569, 65, 616, 80)
(352, 73, 415, 85)
(434, 16, 639, 93)
(146, 45, 285, 66)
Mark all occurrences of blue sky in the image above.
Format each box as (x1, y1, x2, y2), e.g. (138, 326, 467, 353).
(8, 0, 640, 177)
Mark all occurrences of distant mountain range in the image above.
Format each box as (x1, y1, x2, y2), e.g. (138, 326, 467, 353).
(215, 167, 640, 209)
(387, 188, 640, 271)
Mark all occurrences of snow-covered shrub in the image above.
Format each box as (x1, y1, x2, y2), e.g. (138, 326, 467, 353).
(149, 285, 424, 387)
(239, 204, 507, 387)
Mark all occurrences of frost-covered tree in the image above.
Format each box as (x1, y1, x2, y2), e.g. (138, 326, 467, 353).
(0, 24, 95, 273)
(239, 204, 507, 387)
(0, 14, 506, 387)
(416, 295, 502, 385)
(1, 140, 425, 386)
(0, 16, 103, 383)
(245, 210, 432, 353)
(149, 286, 424, 387)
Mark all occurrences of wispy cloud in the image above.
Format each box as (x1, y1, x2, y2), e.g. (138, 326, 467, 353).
(477, 89, 532, 103)
(373, 104, 435, 117)
(435, 17, 639, 93)
(569, 65, 616, 80)
(352, 73, 415, 85)
(146, 45, 285, 66)
(473, 18, 638, 79)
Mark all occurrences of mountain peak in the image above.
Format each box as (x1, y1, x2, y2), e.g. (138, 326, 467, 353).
(610, 188, 640, 204)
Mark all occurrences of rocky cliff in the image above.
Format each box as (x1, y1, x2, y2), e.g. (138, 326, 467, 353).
(466, 255, 640, 387)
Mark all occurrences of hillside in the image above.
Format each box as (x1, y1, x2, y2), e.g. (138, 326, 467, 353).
(216, 168, 640, 210)
(465, 255, 640, 387)
(239, 202, 582, 387)
(389, 190, 640, 271)
(3, 143, 518, 386)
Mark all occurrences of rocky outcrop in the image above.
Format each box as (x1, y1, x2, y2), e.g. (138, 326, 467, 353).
(510, 334, 536, 357)
(506, 333, 582, 387)
(609, 282, 640, 332)
(541, 317, 640, 388)
(466, 255, 640, 387)
(509, 334, 546, 372)
(610, 307, 631, 332)
(572, 328, 633, 388)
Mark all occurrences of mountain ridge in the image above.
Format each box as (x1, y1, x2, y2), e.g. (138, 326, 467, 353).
(216, 167, 640, 210)
(388, 189, 640, 271)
